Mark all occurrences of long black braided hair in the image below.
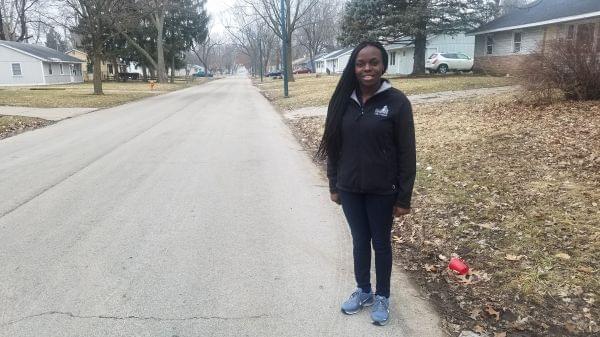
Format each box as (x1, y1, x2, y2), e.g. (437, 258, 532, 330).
(315, 41, 389, 161)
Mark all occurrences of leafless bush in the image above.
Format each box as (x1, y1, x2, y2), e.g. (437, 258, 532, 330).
(521, 38, 600, 102)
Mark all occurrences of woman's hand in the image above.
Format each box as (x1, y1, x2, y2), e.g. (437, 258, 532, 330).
(393, 206, 410, 217)
(330, 192, 341, 205)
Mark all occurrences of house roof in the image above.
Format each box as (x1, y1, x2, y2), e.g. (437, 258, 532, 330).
(471, 0, 600, 35)
(0, 41, 83, 63)
(324, 47, 354, 61)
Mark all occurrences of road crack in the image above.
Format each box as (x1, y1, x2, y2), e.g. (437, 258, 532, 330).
(1, 311, 269, 327)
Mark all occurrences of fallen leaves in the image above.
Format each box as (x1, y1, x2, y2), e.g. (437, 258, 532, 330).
(555, 253, 571, 260)
(504, 254, 526, 261)
(484, 305, 501, 322)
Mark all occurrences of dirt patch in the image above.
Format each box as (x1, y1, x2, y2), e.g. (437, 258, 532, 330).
(281, 94, 599, 337)
(0, 115, 54, 140)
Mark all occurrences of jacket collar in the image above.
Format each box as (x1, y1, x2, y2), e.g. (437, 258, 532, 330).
(351, 80, 392, 105)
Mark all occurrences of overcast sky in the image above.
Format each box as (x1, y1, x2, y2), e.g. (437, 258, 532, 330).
(206, 0, 235, 33)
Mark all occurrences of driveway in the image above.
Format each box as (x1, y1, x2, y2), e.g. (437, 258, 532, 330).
(0, 77, 444, 337)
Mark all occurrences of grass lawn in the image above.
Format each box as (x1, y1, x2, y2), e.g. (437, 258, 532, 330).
(285, 94, 599, 336)
(256, 73, 518, 110)
(0, 78, 210, 109)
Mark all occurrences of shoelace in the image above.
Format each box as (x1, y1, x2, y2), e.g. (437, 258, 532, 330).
(373, 297, 388, 311)
(349, 290, 362, 301)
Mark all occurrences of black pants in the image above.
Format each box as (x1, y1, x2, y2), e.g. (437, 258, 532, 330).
(339, 191, 396, 298)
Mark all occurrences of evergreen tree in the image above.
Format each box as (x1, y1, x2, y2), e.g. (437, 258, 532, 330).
(339, 0, 498, 74)
(45, 27, 68, 52)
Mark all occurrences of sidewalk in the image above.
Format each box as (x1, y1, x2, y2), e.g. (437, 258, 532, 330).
(283, 85, 520, 120)
(0, 106, 98, 121)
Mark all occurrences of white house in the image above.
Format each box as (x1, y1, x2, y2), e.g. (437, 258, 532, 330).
(0, 41, 84, 86)
(470, 0, 600, 74)
(385, 34, 475, 75)
(315, 50, 337, 73)
(315, 47, 354, 74)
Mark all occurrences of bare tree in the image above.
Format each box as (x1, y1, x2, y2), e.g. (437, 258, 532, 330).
(223, 4, 276, 77)
(296, 0, 340, 72)
(0, 0, 45, 41)
(241, 0, 318, 81)
(64, 0, 131, 94)
(192, 32, 223, 73)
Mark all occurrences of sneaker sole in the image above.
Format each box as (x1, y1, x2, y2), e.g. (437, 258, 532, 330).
(372, 318, 389, 326)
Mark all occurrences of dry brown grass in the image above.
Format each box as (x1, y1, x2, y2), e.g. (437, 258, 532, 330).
(0, 78, 209, 108)
(256, 74, 517, 110)
(286, 95, 599, 336)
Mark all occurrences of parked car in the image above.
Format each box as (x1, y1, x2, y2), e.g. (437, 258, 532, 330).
(266, 70, 283, 78)
(426, 53, 474, 74)
(293, 67, 312, 74)
(193, 70, 213, 77)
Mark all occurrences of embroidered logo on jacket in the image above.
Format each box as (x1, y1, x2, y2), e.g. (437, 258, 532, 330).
(374, 105, 389, 117)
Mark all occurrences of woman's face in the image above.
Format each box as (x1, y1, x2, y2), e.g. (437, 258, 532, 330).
(355, 46, 384, 88)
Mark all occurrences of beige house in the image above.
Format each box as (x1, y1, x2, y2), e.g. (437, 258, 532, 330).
(66, 49, 120, 81)
(470, 0, 600, 75)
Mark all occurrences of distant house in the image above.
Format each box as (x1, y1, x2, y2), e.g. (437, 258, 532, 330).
(65, 49, 90, 80)
(0, 41, 84, 86)
(385, 34, 475, 75)
(66, 49, 132, 81)
(314, 47, 353, 74)
(470, 0, 600, 75)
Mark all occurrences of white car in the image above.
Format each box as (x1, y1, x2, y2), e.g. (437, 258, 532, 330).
(426, 53, 474, 74)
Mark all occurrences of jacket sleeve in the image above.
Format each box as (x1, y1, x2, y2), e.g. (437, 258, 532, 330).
(394, 98, 416, 208)
(327, 153, 339, 193)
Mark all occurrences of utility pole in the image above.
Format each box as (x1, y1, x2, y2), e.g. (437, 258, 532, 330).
(280, 0, 289, 97)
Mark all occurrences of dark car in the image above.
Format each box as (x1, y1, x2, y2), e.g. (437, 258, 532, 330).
(293, 67, 312, 74)
(193, 70, 213, 77)
(266, 70, 283, 78)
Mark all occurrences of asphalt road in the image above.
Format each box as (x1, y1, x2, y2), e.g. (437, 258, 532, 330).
(0, 77, 445, 337)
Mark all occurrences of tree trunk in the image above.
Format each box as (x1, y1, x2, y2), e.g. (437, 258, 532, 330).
(142, 66, 148, 81)
(155, 14, 167, 83)
(170, 54, 175, 83)
(286, 38, 294, 82)
(0, 7, 6, 40)
(112, 58, 119, 81)
(93, 51, 103, 95)
(308, 48, 315, 73)
(412, 30, 427, 75)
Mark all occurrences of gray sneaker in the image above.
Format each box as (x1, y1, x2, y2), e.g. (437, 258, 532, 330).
(341, 288, 374, 315)
(370, 295, 390, 326)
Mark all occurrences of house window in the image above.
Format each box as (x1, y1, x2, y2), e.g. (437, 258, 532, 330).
(567, 25, 575, 40)
(11, 63, 22, 76)
(486, 35, 494, 55)
(390, 52, 396, 66)
(59, 64, 64, 75)
(513, 32, 522, 53)
(48, 64, 53, 75)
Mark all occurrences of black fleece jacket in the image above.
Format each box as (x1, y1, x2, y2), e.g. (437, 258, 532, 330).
(327, 81, 416, 208)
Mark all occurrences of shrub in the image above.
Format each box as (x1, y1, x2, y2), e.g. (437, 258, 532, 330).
(521, 38, 600, 101)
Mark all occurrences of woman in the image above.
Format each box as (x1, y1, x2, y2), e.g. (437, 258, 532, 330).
(316, 41, 416, 326)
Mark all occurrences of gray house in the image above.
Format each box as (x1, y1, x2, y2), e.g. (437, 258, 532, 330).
(471, 0, 600, 74)
(0, 41, 84, 86)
